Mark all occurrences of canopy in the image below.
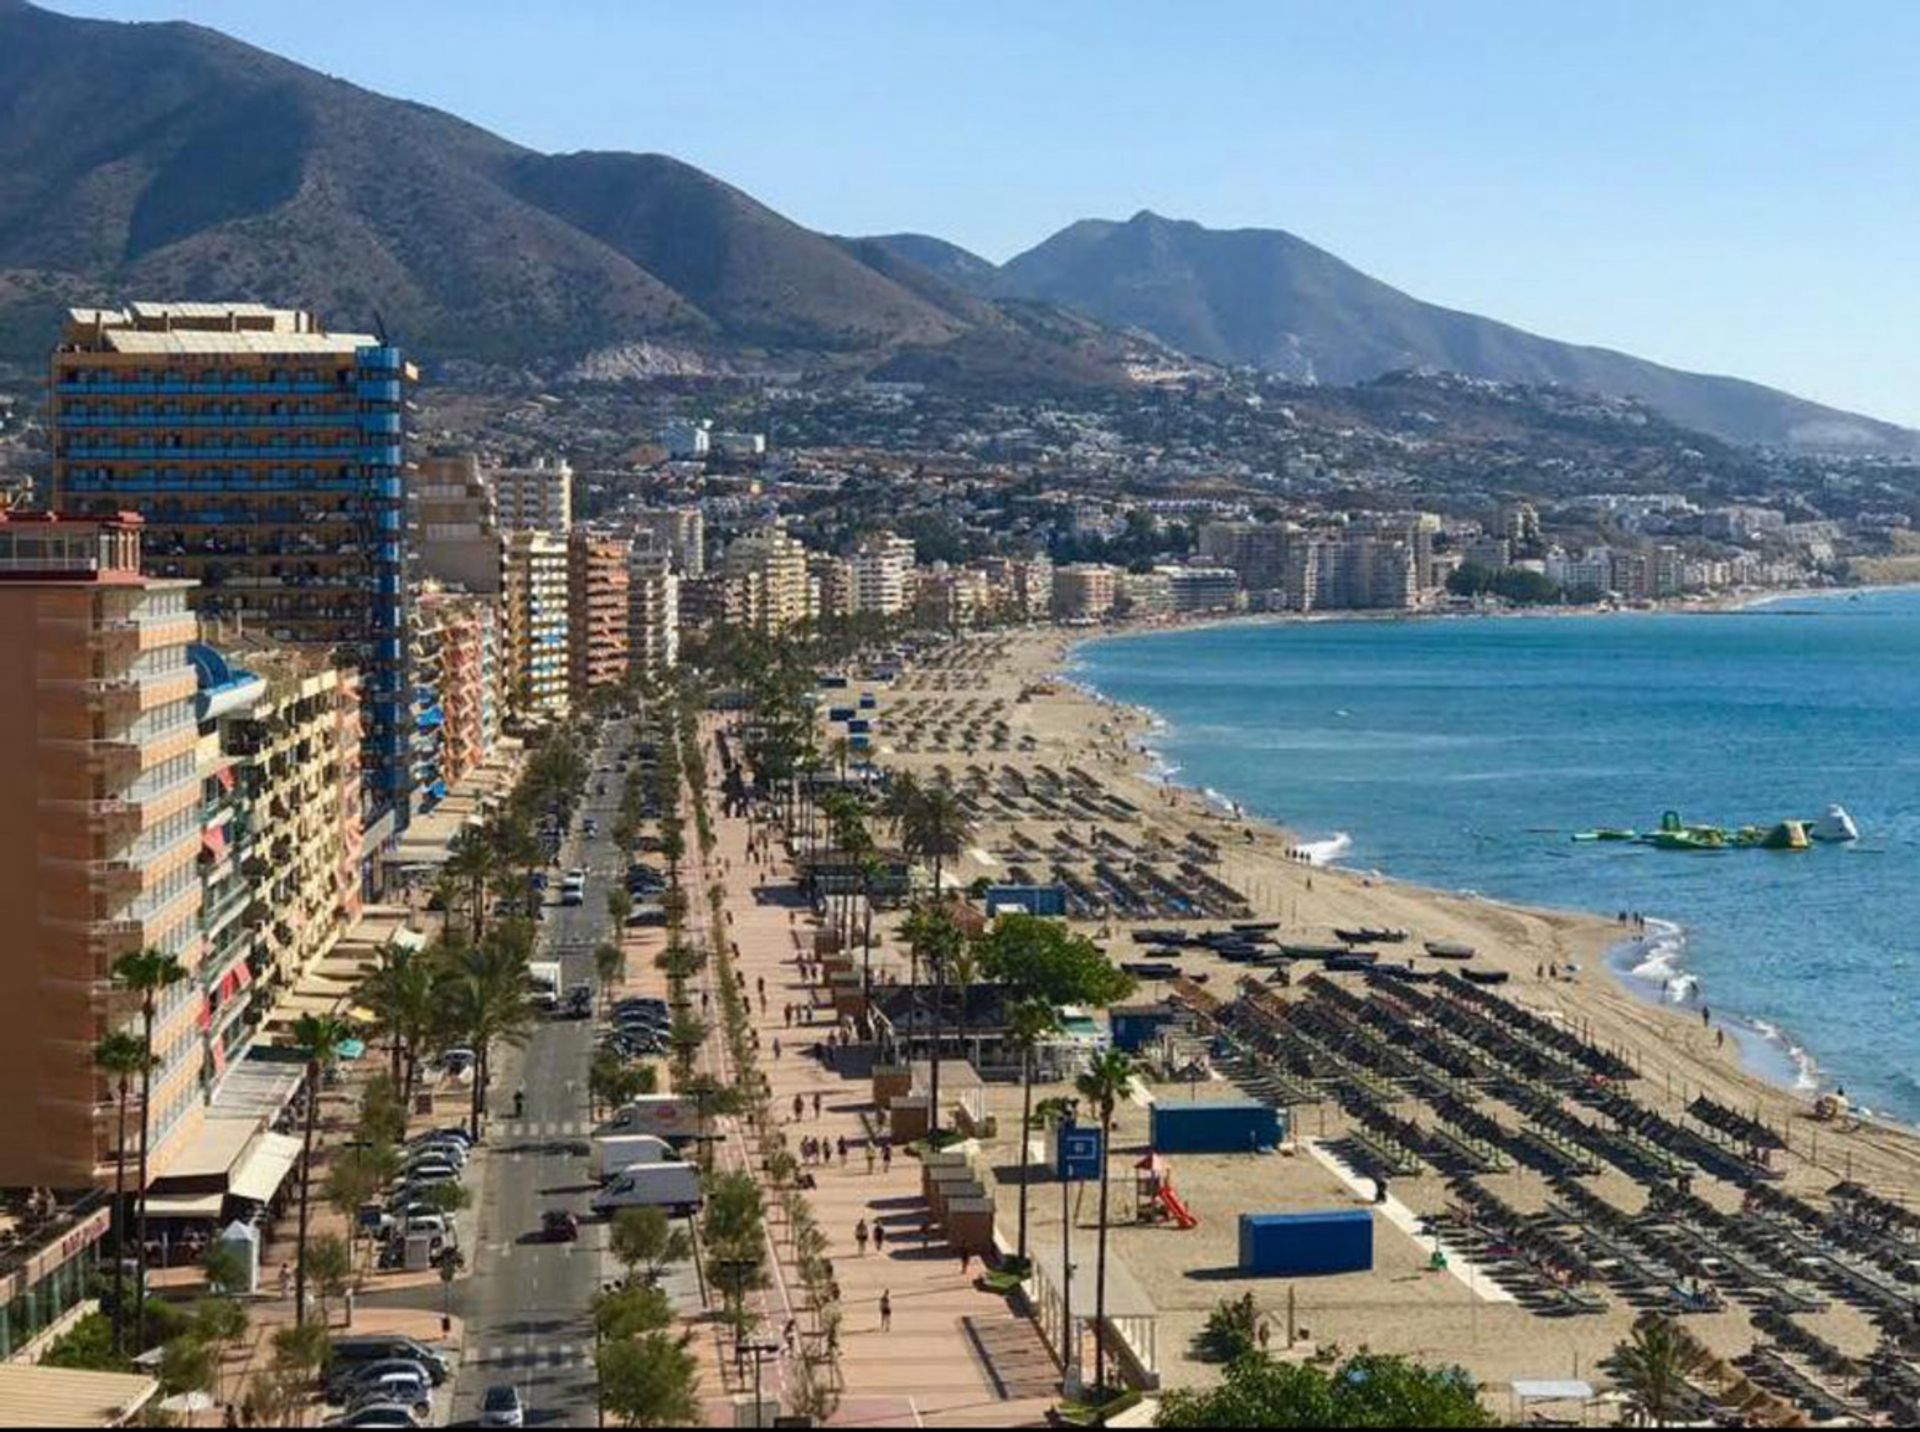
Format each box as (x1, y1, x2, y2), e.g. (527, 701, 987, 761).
(141, 1192, 223, 1219)
(229, 1132, 302, 1204)
(1511, 1380, 1595, 1403)
(0, 1365, 158, 1427)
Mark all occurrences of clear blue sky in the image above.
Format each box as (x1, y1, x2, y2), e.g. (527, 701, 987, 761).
(56, 0, 1920, 425)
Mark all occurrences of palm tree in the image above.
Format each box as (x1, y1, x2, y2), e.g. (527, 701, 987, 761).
(438, 940, 538, 1139)
(879, 771, 922, 847)
(1006, 998, 1061, 1272)
(901, 904, 963, 1137)
(290, 1013, 349, 1330)
(1076, 1048, 1135, 1397)
(594, 941, 625, 1011)
(1612, 1314, 1709, 1427)
(442, 830, 497, 942)
(93, 1030, 152, 1354)
(112, 947, 186, 1346)
(905, 783, 970, 901)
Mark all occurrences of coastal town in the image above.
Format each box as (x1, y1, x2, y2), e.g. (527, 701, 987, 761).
(0, 294, 1910, 1430)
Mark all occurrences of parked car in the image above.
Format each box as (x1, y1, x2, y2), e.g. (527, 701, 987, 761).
(329, 1336, 452, 1382)
(324, 1406, 418, 1429)
(540, 1209, 580, 1243)
(325, 1357, 433, 1402)
(441, 1048, 476, 1079)
(337, 1370, 431, 1416)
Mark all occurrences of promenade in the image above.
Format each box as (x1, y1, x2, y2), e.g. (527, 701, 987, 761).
(688, 722, 1058, 1427)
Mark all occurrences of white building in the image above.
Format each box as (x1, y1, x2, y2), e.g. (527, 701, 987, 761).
(628, 542, 681, 676)
(851, 531, 917, 617)
(490, 458, 572, 534)
(661, 418, 711, 460)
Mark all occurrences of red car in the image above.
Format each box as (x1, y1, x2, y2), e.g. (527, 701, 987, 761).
(541, 1210, 580, 1243)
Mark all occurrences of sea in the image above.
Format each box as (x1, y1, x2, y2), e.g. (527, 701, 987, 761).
(1072, 589, 1920, 1125)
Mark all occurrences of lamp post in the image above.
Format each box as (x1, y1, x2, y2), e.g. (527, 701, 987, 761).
(715, 1257, 757, 1373)
(743, 1335, 782, 1428)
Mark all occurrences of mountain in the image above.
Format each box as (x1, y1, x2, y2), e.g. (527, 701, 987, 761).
(853, 234, 1000, 295)
(0, 0, 1125, 385)
(983, 211, 1913, 452)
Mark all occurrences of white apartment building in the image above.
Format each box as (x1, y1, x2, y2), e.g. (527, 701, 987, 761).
(490, 458, 572, 534)
(851, 531, 917, 616)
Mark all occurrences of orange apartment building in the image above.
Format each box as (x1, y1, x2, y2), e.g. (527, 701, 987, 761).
(0, 513, 206, 1190)
(415, 585, 498, 792)
(567, 528, 629, 706)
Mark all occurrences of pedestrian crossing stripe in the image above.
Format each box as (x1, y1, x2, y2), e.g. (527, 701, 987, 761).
(464, 1344, 590, 1368)
(501, 1119, 591, 1137)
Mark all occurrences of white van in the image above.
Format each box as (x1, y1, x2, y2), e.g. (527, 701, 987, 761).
(590, 1161, 702, 1218)
(594, 1134, 675, 1183)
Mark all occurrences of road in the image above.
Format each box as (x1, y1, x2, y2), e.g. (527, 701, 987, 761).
(444, 717, 630, 1426)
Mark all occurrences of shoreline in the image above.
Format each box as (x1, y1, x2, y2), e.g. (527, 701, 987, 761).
(1058, 615, 1911, 1133)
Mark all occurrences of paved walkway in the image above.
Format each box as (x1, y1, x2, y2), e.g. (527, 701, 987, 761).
(687, 721, 1058, 1427)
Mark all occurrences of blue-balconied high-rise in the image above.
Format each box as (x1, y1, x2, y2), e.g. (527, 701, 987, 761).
(51, 303, 415, 838)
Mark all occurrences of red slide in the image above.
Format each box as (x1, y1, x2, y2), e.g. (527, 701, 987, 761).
(1157, 1185, 1198, 1230)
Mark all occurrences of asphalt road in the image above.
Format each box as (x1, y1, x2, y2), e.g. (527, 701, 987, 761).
(443, 718, 630, 1427)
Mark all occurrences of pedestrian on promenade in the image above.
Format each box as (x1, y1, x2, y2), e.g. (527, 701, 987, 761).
(838, 1136, 849, 1166)
(879, 1291, 892, 1332)
(873, 1222, 886, 1254)
(784, 1004, 793, 1028)
(278, 1263, 291, 1298)
(772, 1038, 782, 1062)
(881, 1142, 892, 1173)
(855, 1219, 870, 1255)
(793, 1093, 805, 1123)
(757, 975, 765, 1001)
(960, 1248, 971, 1277)
(813, 1092, 823, 1119)
(865, 1144, 876, 1174)
(1702, 1005, 1711, 1028)
(783, 1319, 798, 1357)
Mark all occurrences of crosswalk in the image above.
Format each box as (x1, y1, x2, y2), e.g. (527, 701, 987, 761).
(463, 1342, 593, 1371)
(499, 1119, 594, 1138)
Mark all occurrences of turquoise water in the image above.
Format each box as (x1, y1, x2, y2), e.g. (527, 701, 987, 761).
(1074, 591, 1920, 1123)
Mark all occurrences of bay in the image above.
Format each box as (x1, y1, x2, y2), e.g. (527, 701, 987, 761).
(1074, 590, 1920, 1122)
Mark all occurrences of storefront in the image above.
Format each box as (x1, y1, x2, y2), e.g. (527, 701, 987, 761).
(0, 1196, 110, 1360)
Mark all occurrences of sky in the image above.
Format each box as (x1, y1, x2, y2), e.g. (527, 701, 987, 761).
(55, 0, 1920, 425)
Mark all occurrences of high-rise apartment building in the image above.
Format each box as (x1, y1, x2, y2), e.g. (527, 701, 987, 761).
(568, 529, 630, 704)
(50, 303, 413, 828)
(721, 526, 810, 632)
(808, 553, 854, 621)
(489, 459, 572, 533)
(851, 531, 917, 616)
(0, 514, 204, 1187)
(1051, 563, 1121, 620)
(416, 587, 498, 790)
(503, 530, 569, 720)
(627, 543, 680, 677)
(629, 507, 704, 577)
(413, 453, 503, 594)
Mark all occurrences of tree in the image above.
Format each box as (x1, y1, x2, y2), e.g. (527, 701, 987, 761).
(190, 1295, 249, 1402)
(598, 1331, 701, 1428)
(305, 1233, 352, 1326)
(977, 915, 1136, 1008)
(327, 1147, 396, 1273)
(289, 1012, 349, 1330)
(112, 947, 186, 1348)
(1007, 998, 1061, 1270)
(441, 827, 499, 943)
(592, 1282, 675, 1342)
(1155, 1350, 1492, 1428)
(356, 1073, 407, 1149)
(900, 903, 964, 1137)
(357, 944, 438, 1104)
(609, 1207, 692, 1285)
(904, 783, 970, 899)
(1076, 1047, 1135, 1397)
(608, 886, 633, 931)
(92, 1029, 151, 1355)
(595, 941, 626, 1006)
(157, 1334, 217, 1401)
(437, 938, 538, 1139)
(1611, 1314, 1709, 1428)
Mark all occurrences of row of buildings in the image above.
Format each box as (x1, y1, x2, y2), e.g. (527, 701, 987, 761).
(2, 303, 716, 1317)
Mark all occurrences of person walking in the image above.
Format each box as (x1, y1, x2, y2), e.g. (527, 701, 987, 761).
(855, 1219, 870, 1255)
(793, 1093, 805, 1123)
(813, 1092, 823, 1119)
(879, 1290, 892, 1332)
(865, 1143, 876, 1174)
(881, 1141, 892, 1174)
(836, 1135, 848, 1167)
(873, 1221, 887, 1254)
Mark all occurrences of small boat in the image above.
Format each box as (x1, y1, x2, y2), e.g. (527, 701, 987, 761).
(1280, 942, 1350, 960)
(1460, 968, 1511, 986)
(1334, 926, 1408, 945)
(1424, 940, 1476, 960)
(1571, 828, 1639, 843)
(1808, 804, 1859, 843)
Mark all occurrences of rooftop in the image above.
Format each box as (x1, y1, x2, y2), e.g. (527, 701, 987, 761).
(60, 303, 378, 356)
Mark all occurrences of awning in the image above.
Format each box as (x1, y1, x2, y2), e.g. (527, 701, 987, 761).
(142, 1192, 224, 1219)
(214, 766, 236, 793)
(0, 1364, 159, 1427)
(200, 826, 227, 861)
(1511, 1381, 1595, 1403)
(229, 1132, 302, 1204)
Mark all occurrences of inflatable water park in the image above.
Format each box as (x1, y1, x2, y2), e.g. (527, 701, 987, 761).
(1572, 804, 1859, 852)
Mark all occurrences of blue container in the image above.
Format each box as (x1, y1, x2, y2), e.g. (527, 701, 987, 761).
(827, 706, 856, 723)
(984, 884, 1069, 918)
(859, 693, 877, 709)
(847, 719, 871, 735)
(1238, 1210, 1373, 1276)
(1150, 1097, 1281, 1153)
(818, 674, 849, 689)
(1109, 1004, 1178, 1053)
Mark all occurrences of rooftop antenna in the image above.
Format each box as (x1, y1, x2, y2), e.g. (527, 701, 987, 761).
(372, 308, 391, 345)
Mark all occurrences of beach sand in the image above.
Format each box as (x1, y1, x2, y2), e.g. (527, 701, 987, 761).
(845, 624, 1920, 1398)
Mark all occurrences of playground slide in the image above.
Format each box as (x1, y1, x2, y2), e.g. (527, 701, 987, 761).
(1157, 1185, 1198, 1230)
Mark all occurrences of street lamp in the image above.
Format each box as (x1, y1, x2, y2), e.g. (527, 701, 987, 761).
(714, 1257, 758, 1372)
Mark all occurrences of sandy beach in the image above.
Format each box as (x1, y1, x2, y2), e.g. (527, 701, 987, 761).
(844, 624, 1920, 1402)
